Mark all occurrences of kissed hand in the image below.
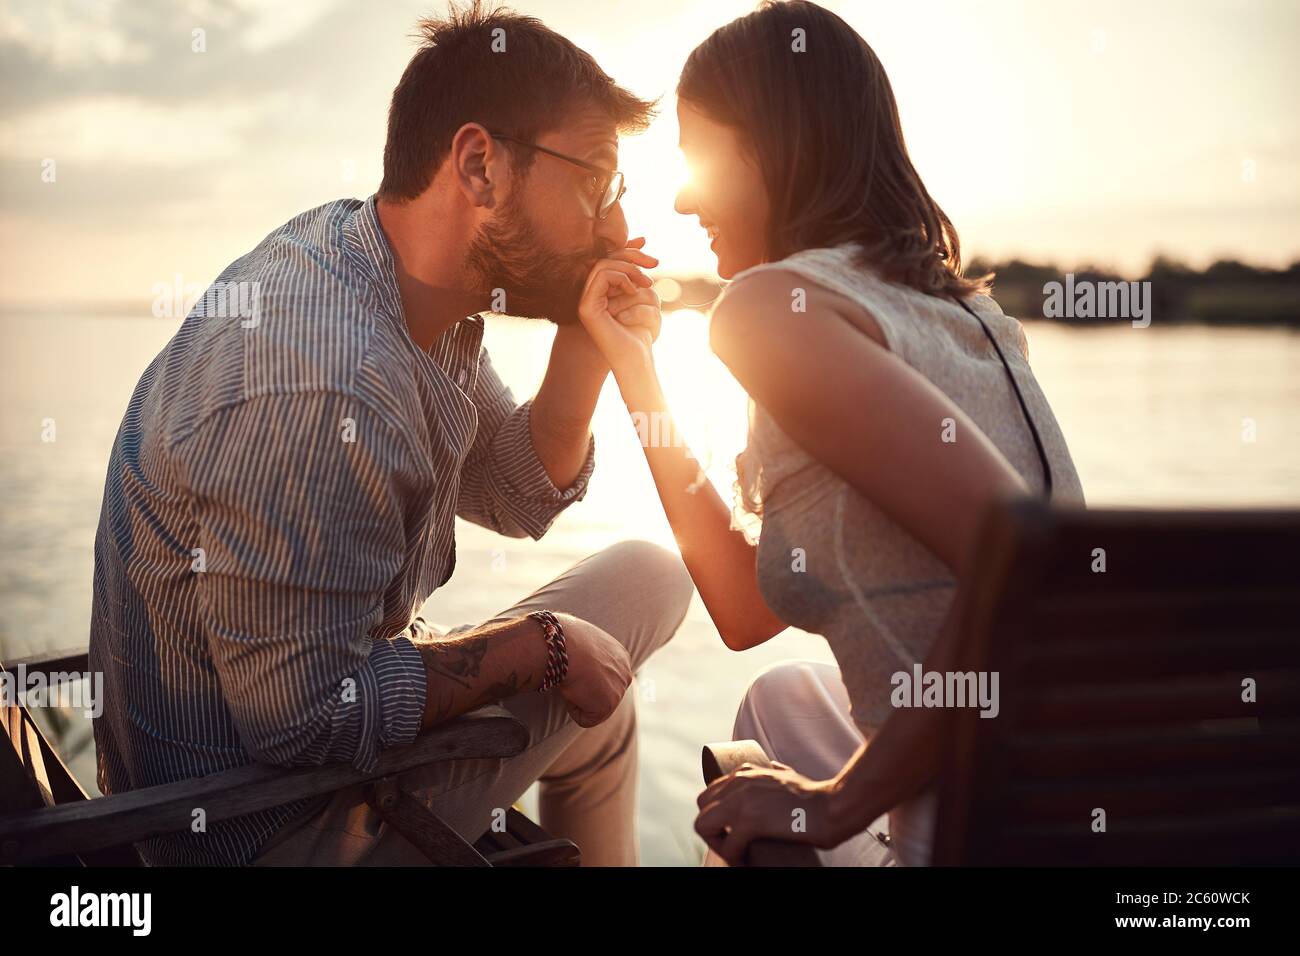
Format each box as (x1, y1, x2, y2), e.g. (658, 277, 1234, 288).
(576, 237, 663, 383)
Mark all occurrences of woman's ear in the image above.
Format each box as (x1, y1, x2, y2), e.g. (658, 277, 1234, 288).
(448, 123, 500, 210)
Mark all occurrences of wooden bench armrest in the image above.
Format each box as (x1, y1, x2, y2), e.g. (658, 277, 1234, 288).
(700, 740, 824, 868)
(0, 706, 528, 864)
(2, 647, 91, 680)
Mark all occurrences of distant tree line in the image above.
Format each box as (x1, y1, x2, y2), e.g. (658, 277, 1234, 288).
(659, 257, 1300, 327)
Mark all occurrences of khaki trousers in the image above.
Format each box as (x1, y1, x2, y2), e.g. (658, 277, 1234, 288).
(252, 540, 694, 867)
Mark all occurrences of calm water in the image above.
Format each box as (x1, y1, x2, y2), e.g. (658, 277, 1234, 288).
(2, 311, 1298, 865)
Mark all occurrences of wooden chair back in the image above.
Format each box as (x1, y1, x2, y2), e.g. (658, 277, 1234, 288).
(1, 651, 142, 864)
(933, 501, 1300, 865)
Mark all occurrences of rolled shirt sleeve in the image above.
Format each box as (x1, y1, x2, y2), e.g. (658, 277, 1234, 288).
(176, 390, 429, 772)
(456, 345, 595, 539)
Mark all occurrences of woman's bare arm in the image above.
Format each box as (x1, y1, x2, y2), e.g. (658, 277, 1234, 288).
(708, 270, 1026, 579)
(574, 257, 788, 651)
(615, 364, 788, 650)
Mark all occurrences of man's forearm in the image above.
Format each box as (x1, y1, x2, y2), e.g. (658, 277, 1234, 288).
(529, 325, 607, 489)
(411, 615, 549, 728)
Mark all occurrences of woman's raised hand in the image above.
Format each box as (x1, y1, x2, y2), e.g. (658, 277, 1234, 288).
(576, 237, 663, 384)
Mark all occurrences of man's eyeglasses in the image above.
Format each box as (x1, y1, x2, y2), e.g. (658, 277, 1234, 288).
(489, 132, 626, 221)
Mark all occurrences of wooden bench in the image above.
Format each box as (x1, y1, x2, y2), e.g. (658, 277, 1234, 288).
(1, 649, 578, 867)
(703, 500, 1300, 866)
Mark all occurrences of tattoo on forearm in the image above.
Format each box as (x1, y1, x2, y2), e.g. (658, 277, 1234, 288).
(478, 672, 526, 704)
(420, 635, 489, 688)
(416, 629, 534, 723)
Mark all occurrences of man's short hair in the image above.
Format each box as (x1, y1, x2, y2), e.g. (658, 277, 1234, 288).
(379, 1, 656, 200)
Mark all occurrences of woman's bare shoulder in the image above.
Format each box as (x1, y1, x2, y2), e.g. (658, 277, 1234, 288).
(710, 266, 888, 358)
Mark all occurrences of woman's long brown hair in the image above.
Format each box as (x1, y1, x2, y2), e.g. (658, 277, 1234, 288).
(678, 0, 991, 299)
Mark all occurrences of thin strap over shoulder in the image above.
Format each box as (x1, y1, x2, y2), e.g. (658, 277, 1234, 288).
(953, 297, 1053, 496)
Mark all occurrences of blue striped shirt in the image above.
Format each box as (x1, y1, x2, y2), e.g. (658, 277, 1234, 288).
(88, 195, 594, 866)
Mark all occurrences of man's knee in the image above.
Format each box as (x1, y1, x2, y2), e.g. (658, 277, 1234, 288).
(598, 539, 694, 643)
(543, 680, 638, 787)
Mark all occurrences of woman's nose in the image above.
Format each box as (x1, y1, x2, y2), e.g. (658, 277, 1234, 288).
(674, 183, 696, 217)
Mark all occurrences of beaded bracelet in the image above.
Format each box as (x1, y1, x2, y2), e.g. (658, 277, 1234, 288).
(528, 610, 569, 692)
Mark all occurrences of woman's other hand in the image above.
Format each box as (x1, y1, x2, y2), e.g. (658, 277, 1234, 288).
(694, 760, 858, 865)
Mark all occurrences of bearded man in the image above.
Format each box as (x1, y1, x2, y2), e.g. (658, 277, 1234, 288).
(88, 3, 692, 868)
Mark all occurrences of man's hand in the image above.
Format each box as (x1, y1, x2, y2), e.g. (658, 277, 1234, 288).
(694, 761, 852, 865)
(416, 612, 632, 730)
(552, 612, 633, 727)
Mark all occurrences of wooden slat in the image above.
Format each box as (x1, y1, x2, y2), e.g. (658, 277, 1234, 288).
(474, 811, 525, 854)
(22, 719, 56, 808)
(1010, 671, 1300, 728)
(0, 707, 45, 815)
(999, 723, 1300, 776)
(983, 807, 1300, 866)
(28, 718, 90, 806)
(1030, 597, 1295, 636)
(0, 648, 90, 679)
(981, 767, 1300, 821)
(474, 809, 579, 866)
(0, 708, 529, 864)
(504, 807, 551, 845)
(4, 700, 22, 761)
(1017, 632, 1297, 682)
(365, 777, 489, 866)
(996, 506, 1300, 597)
(482, 840, 580, 867)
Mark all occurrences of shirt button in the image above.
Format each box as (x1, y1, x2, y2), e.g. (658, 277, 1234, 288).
(456, 370, 468, 387)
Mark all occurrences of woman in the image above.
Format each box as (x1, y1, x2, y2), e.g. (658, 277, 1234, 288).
(577, 0, 1084, 865)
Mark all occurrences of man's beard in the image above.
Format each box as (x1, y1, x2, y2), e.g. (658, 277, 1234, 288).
(464, 189, 601, 325)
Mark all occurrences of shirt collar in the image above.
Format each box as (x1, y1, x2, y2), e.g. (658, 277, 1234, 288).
(345, 194, 407, 332)
(346, 194, 484, 387)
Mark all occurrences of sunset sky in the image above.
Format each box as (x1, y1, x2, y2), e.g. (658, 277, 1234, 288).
(1, 0, 1297, 309)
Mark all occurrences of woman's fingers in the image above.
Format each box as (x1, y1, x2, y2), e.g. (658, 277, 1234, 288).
(578, 270, 637, 334)
(607, 287, 661, 315)
(585, 256, 653, 288)
(716, 826, 756, 866)
(615, 306, 661, 345)
(697, 770, 741, 809)
(610, 236, 659, 268)
(615, 309, 658, 348)
(607, 247, 659, 269)
(616, 303, 660, 325)
(592, 269, 638, 302)
(694, 795, 730, 836)
(695, 794, 756, 866)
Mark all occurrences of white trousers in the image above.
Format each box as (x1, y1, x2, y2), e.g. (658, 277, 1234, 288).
(704, 659, 936, 867)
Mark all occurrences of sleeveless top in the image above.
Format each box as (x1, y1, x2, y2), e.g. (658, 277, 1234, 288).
(722, 242, 1086, 736)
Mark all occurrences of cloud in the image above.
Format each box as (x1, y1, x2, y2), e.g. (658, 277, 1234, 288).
(0, 0, 347, 118)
